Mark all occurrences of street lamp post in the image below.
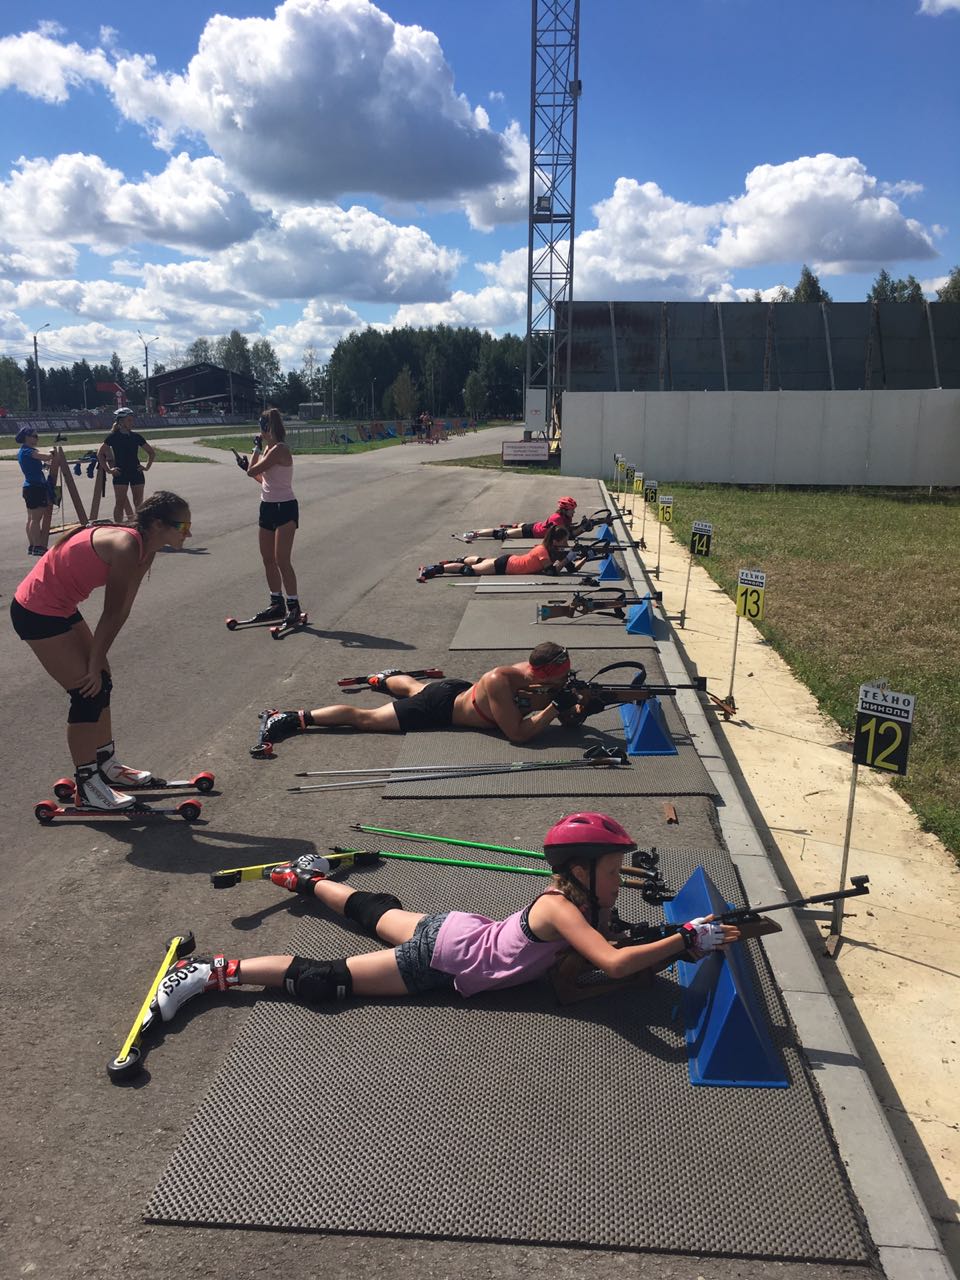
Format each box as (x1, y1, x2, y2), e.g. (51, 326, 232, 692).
(33, 323, 50, 412)
(82, 378, 90, 411)
(370, 378, 376, 418)
(137, 330, 160, 414)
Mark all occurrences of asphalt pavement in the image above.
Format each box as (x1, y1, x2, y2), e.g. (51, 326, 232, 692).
(0, 429, 893, 1280)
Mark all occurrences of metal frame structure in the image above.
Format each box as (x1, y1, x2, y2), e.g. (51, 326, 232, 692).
(525, 0, 581, 435)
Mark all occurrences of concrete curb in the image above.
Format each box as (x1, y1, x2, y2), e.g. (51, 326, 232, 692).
(599, 479, 956, 1280)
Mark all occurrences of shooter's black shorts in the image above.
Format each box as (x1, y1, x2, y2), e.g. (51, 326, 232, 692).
(393, 679, 472, 734)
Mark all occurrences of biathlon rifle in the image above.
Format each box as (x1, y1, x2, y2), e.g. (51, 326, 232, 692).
(574, 508, 615, 533)
(521, 660, 706, 727)
(537, 588, 663, 621)
(611, 875, 870, 946)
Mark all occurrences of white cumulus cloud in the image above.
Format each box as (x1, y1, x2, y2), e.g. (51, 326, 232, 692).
(0, 153, 267, 261)
(919, 0, 960, 14)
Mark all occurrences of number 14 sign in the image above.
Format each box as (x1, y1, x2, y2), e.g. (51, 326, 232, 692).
(853, 683, 915, 776)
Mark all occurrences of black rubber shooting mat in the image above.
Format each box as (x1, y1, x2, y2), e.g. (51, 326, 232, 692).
(146, 849, 870, 1262)
(450, 592, 660, 650)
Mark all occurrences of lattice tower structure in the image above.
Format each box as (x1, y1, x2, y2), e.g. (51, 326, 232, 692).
(525, 0, 581, 435)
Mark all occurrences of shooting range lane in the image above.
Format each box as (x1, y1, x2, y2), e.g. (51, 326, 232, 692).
(381, 643, 714, 797)
(146, 849, 870, 1262)
(449, 590, 665, 649)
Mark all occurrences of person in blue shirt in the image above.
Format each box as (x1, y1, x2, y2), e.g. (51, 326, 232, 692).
(16, 426, 54, 556)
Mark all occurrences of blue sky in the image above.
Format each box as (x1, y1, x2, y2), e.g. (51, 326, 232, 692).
(0, 0, 957, 375)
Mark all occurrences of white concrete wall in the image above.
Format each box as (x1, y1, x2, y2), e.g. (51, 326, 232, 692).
(562, 390, 960, 486)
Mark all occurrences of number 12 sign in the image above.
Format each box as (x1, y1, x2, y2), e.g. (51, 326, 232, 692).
(853, 683, 915, 776)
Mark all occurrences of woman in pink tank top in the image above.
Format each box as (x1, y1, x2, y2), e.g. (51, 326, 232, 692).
(152, 813, 742, 1037)
(237, 407, 303, 629)
(9, 490, 192, 810)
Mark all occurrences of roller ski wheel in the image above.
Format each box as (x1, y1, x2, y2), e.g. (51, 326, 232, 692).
(52, 770, 214, 800)
(107, 1045, 142, 1081)
(33, 798, 203, 824)
(270, 610, 308, 639)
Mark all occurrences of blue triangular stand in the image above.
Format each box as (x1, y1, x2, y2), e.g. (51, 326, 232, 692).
(625, 595, 656, 636)
(664, 867, 788, 1088)
(594, 523, 615, 543)
(619, 696, 677, 756)
(597, 555, 624, 581)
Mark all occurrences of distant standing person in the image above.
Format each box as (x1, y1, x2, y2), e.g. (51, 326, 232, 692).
(16, 425, 55, 556)
(97, 408, 156, 522)
(238, 408, 303, 629)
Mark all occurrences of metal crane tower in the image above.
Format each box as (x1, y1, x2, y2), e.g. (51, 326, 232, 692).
(524, 0, 581, 437)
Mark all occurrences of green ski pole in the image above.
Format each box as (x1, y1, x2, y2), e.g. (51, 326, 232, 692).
(332, 846, 551, 877)
(348, 823, 546, 861)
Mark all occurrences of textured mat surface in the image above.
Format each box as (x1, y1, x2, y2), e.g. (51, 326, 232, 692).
(450, 593, 661, 650)
(382, 727, 714, 798)
(146, 849, 870, 1262)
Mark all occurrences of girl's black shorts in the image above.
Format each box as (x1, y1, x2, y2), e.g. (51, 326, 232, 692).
(23, 484, 51, 510)
(112, 470, 145, 487)
(10, 599, 83, 640)
(259, 499, 299, 531)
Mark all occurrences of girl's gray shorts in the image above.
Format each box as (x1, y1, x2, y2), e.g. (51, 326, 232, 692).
(394, 913, 456, 995)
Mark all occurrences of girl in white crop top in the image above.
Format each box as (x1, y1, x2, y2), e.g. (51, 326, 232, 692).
(242, 407, 303, 627)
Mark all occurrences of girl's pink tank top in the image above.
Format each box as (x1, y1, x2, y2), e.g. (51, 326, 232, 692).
(15, 526, 143, 617)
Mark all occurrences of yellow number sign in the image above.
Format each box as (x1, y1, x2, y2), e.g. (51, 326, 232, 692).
(736, 569, 766, 620)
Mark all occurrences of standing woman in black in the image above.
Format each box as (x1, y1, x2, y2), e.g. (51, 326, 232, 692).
(97, 407, 156, 522)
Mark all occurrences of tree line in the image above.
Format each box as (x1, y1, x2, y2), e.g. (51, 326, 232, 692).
(748, 263, 960, 304)
(2, 265, 957, 415)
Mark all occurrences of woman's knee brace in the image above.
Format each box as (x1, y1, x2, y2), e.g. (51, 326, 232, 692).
(343, 890, 402, 938)
(67, 671, 112, 723)
(283, 956, 353, 1003)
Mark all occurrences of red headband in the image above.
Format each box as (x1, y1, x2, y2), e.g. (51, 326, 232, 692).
(532, 653, 571, 679)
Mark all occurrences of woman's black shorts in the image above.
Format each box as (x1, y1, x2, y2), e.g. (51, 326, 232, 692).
(259, 499, 299, 531)
(23, 484, 52, 510)
(112, 469, 145, 487)
(393, 679, 472, 733)
(493, 554, 511, 575)
(10, 598, 83, 640)
(519, 522, 536, 538)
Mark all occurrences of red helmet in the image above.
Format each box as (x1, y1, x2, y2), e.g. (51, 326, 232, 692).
(543, 812, 636, 868)
(557, 496, 577, 511)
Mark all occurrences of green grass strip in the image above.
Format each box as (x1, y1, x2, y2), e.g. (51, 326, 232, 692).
(660, 483, 960, 857)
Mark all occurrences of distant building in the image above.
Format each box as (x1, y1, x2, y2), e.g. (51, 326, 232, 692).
(149, 362, 258, 416)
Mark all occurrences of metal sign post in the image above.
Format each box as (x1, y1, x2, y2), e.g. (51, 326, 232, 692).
(640, 479, 656, 547)
(726, 568, 766, 708)
(826, 682, 915, 953)
(623, 464, 636, 522)
(654, 494, 673, 578)
(679, 520, 713, 628)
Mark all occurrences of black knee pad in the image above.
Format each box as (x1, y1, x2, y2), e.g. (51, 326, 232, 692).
(457, 564, 476, 577)
(67, 671, 112, 723)
(343, 890, 402, 938)
(283, 956, 353, 1004)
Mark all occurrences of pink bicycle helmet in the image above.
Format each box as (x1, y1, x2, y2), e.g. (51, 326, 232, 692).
(557, 496, 577, 511)
(543, 812, 636, 868)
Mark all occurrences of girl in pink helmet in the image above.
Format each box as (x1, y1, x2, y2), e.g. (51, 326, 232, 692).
(152, 812, 740, 1028)
(457, 495, 580, 544)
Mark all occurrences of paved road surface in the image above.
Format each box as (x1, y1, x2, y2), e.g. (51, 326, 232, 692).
(0, 432, 880, 1280)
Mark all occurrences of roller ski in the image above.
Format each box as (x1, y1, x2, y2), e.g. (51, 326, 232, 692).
(250, 707, 310, 758)
(337, 667, 444, 688)
(225, 601, 285, 631)
(107, 930, 196, 1082)
(52, 741, 214, 800)
(211, 850, 372, 889)
(270, 603, 308, 639)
